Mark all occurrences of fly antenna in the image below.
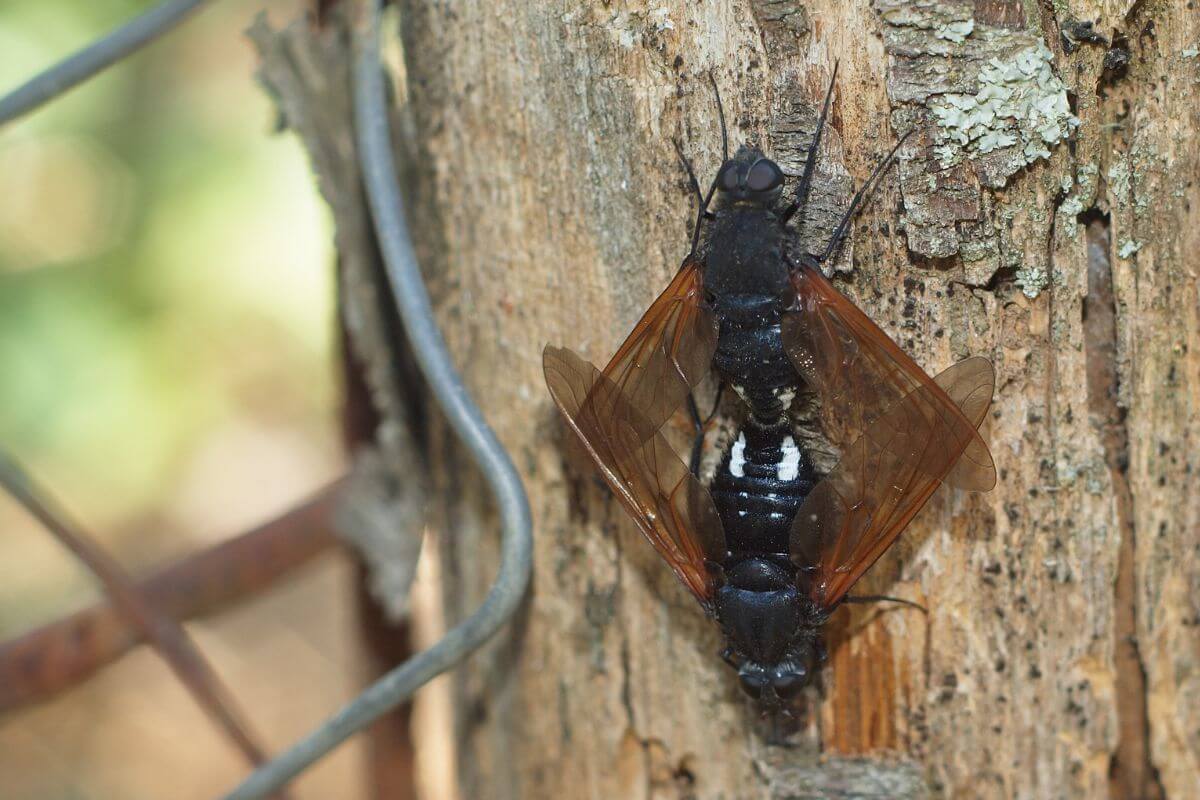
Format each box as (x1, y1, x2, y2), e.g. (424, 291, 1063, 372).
(681, 71, 729, 258)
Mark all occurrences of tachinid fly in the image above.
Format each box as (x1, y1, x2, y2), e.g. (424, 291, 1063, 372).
(543, 70, 997, 713)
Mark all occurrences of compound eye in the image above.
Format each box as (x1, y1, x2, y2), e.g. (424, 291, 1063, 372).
(747, 159, 783, 192)
(738, 672, 767, 698)
(719, 163, 740, 192)
(772, 671, 807, 699)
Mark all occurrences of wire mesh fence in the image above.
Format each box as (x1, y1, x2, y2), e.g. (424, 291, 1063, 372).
(0, 2, 533, 797)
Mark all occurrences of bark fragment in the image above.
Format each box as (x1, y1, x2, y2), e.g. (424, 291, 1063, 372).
(873, 0, 1075, 288)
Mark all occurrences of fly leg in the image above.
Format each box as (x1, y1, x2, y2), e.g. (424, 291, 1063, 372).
(842, 594, 928, 614)
(781, 62, 838, 226)
(687, 382, 726, 477)
(687, 393, 706, 477)
(817, 129, 916, 264)
(673, 140, 717, 258)
(674, 139, 707, 210)
(762, 702, 800, 747)
(766, 709, 784, 746)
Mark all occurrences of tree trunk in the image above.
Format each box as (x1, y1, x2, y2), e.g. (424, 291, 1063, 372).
(263, 1, 1199, 798)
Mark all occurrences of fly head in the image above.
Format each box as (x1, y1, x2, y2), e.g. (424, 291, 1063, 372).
(714, 146, 786, 208)
(715, 558, 825, 707)
(731, 636, 821, 708)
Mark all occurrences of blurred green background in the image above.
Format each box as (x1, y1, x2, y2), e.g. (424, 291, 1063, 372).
(0, 0, 338, 618)
(0, 2, 368, 797)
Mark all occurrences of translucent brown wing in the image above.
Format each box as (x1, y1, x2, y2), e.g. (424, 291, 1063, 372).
(789, 357, 995, 608)
(544, 346, 726, 604)
(782, 264, 995, 490)
(599, 258, 719, 440)
(782, 264, 996, 609)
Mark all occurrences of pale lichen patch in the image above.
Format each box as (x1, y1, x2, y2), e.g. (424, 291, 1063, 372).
(959, 238, 994, 264)
(1059, 193, 1085, 223)
(649, 7, 674, 33)
(1055, 173, 1085, 239)
(1015, 265, 1050, 298)
(1075, 163, 1100, 199)
(930, 43, 1079, 172)
(1107, 159, 1131, 201)
(874, 0, 1079, 265)
(877, 2, 976, 55)
(1117, 239, 1142, 259)
(603, 8, 675, 51)
(935, 19, 975, 43)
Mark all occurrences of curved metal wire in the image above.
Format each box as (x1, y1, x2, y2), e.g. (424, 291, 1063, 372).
(221, 2, 534, 797)
(0, 0, 214, 126)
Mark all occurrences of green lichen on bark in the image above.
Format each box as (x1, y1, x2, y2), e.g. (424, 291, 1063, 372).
(1057, 165, 1097, 232)
(873, 0, 1076, 271)
(930, 42, 1079, 170)
(1117, 239, 1142, 259)
(1016, 265, 1050, 297)
(935, 19, 974, 43)
(766, 757, 930, 800)
(1108, 158, 1132, 201)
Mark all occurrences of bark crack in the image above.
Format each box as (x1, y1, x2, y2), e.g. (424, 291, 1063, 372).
(1082, 210, 1165, 800)
(612, 528, 638, 733)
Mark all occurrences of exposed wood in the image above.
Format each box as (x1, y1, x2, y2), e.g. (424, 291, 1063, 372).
(354, 567, 419, 800)
(267, 1, 1198, 797)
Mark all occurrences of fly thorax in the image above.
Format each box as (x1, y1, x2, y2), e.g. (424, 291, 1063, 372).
(703, 207, 788, 297)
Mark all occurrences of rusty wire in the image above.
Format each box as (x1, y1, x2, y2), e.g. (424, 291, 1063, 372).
(0, 452, 276, 769)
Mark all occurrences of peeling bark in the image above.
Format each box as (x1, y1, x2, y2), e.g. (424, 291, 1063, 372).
(255, 1, 1199, 797)
(250, 13, 429, 798)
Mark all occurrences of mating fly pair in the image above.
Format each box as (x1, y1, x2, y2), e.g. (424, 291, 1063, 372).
(544, 71, 996, 713)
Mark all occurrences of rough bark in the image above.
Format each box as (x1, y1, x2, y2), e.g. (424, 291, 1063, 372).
(262, 1, 1198, 798)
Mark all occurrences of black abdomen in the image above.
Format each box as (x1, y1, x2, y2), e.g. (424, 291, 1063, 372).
(711, 294, 799, 423)
(708, 290, 813, 557)
(709, 419, 815, 557)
